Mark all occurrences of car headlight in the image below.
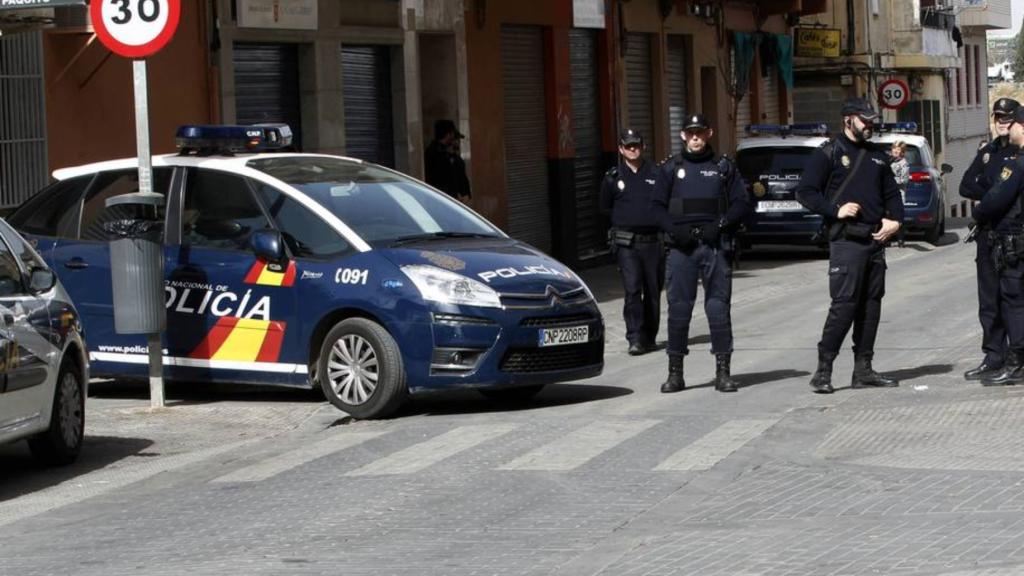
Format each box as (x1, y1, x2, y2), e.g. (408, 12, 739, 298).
(401, 265, 503, 309)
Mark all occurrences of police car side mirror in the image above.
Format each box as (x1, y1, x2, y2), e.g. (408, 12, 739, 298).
(941, 163, 953, 175)
(250, 230, 287, 266)
(28, 268, 56, 293)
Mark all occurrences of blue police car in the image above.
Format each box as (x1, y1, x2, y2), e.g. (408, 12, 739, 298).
(10, 125, 603, 419)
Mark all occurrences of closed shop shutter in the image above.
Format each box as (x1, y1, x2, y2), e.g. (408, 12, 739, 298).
(761, 69, 781, 124)
(732, 50, 751, 143)
(666, 35, 689, 156)
(342, 45, 395, 167)
(569, 29, 605, 260)
(502, 25, 552, 253)
(793, 84, 845, 134)
(233, 42, 302, 149)
(625, 33, 654, 160)
(0, 31, 46, 207)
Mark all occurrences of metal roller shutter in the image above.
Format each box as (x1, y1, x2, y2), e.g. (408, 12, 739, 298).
(502, 25, 551, 253)
(342, 45, 395, 167)
(233, 42, 302, 149)
(569, 29, 605, 260)
(761, 69, 780, 124)
(666, 35, 689, 156)
(0, 31, 47, 207)
(732, 49, 751, 144)
(625, 33, 654, 160)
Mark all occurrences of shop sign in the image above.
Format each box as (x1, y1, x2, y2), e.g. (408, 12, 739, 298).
(237, 0, 317, 30)
(794, 28, 840, 58)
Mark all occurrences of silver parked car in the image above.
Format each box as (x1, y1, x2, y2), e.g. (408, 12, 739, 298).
(0, 218, 89, 465)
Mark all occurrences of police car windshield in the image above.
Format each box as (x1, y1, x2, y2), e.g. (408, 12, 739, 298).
(247, 157, 502, 247)
(737, 147, 813, 176)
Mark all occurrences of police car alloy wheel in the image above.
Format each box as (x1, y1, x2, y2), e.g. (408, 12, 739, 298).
(28, 358, 84, 466)
(318, 318, 407, 419)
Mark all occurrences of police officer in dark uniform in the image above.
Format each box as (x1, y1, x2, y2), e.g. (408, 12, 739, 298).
(959, 97, 1021, 381)
(653, 114, 749, 393)
(795, 98, 904, 394)
(600, 129, 663, 355)
(971, 105, 1024, 386)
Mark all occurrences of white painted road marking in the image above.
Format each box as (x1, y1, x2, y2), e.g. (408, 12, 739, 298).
(654, 419, 777, 471)
(213, 431, 388, 483)
(498, 420, 659, 471)
(346, 424, 517, 476)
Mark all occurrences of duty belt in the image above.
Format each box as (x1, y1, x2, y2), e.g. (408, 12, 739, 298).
(632, 232, 660, 243)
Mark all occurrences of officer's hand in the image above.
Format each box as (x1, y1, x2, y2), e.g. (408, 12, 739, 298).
(872, 218, 901, 242)
(671, 223, 696, 247)
(700, 223, 721, 244)
(837, 202, 861, 219)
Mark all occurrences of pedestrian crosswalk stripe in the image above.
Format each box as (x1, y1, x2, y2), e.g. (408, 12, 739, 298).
(654, 418, 777, 471)
(346, 424, 518, 476)
(212, 431, 388, 483)
(497, 420, 660, 471)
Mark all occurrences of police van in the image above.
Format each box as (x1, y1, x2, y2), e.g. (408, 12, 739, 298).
(10, 125, 603, 419)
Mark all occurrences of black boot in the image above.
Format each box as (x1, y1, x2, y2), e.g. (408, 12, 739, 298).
(981, 351, 1023, 386)
(809, 354, 835, 394)
(714, 354, 738, 393)
(661, 355, 685, 393)
(964, 359, 1003, 381)
(851, 356, 899, 388)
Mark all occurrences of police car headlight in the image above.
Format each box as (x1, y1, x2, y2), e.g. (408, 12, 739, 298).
(401, 265, 503, 309)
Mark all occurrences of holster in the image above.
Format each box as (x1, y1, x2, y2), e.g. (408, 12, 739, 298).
(990, 233, 1024, 271)
(609, 229, 636, 248)
(829, 221, 876, 242)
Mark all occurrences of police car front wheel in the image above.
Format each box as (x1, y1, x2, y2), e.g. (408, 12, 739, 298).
(318, 318, 407, 419)
(28, 358, 84, 466)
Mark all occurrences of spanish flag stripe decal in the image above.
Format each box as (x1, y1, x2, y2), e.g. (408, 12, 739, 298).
(189, 316, 240, 359)
(256, 265, 283, 286)
(256, 321, 287, 362)
(211, 318, 272, 361)
(244, 261, 265, 284)
(281, 262, 297, 287)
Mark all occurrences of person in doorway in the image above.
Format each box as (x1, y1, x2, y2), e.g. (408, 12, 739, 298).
(652, 114, 749, 394)
(424, 119, 471, 202)
(599, 129, 663, 356)
(795, 97, 904, 394)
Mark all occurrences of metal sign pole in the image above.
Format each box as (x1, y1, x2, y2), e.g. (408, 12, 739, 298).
(132, 59, 164, 409)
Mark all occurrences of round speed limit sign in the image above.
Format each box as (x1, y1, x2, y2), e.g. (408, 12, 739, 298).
(878, 79, 910, 110)
(91, 0, 181, 59)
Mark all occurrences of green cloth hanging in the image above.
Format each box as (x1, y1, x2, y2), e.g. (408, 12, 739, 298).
(775, 33, 794, 89)
(732, 32, 757, 99)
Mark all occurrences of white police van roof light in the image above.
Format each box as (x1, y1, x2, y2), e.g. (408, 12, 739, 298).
(744, 123, 829, 138)
(176, 124, 294, 155)
(875, 122, 918, 134)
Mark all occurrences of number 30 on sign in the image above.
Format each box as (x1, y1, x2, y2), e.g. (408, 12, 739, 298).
(878, 79, 909, 110)
(91, 0, 181, 59)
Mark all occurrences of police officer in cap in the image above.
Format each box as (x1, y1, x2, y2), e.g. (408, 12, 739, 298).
(653, 113, 749, 393)
(600, 129, 663, 355)
(959, 97, 1021, 381)
(971, 105, 1024, 386)
(796, 98, 903, 393)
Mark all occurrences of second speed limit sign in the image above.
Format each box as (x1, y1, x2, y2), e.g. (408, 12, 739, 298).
(879, 79, 909, 110)
(91, 0, 181, 59)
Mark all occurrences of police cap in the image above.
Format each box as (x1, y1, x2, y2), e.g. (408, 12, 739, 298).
(434, 119, 464, 140)
(1011, 106, 1024, 125)
(619, 129, 644, 147)
(840, 97, 879, 121)
(683, 114, 711, 131)
(993, 98, 1020, 118)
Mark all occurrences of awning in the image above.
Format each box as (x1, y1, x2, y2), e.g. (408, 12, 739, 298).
(0, 0, 84, 10)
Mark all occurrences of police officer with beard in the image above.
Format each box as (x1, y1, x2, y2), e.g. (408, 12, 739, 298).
(959, 97, 1021, 382)
(796, 98, 904, 394)
(653, 114, 749, 393)
(971, 105, 1024, 386)
(600, 129, 663, 355)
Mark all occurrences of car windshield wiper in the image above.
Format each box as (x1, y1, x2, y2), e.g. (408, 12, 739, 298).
(390, 232, 497, 247)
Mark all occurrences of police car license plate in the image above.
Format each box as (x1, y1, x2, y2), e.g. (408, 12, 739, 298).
(756, 200, 803, 213)
(538, 325, 589, 347)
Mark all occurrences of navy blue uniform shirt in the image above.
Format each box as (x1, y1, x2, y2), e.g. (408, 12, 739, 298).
(795, 133, 904, 225)
(650, 147, 748, 231)
(599, 159, 659, 232)
(974, 151, 1024, 231)
(960, 137, 1017, 202)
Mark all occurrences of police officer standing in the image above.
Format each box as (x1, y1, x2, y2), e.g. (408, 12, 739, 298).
(600, 129, 663, 355)
(796, 98, 904, 394)
(959, 97, 1020, 382)
(970, 105, 1024, 386)
(653, 114, 749, 393)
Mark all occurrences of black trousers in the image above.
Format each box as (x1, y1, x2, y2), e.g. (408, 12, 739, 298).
(999, 259, 1024, 356)
(818, 239, 887, 358)
(666, 244, 732, 357)
(976, 233, 1007, 365)
(616, 239, 664, 346)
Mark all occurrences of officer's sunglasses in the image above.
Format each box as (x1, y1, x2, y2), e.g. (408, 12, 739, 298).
(621, 143, 642, 150)
(995, 114, 1015, 125)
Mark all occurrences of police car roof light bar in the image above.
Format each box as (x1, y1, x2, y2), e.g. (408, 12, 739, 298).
(175, 124, 294, 155)
(787, 123, 829, 136)
(874, 122, 918, 134)
(745, 123, 828, 138)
